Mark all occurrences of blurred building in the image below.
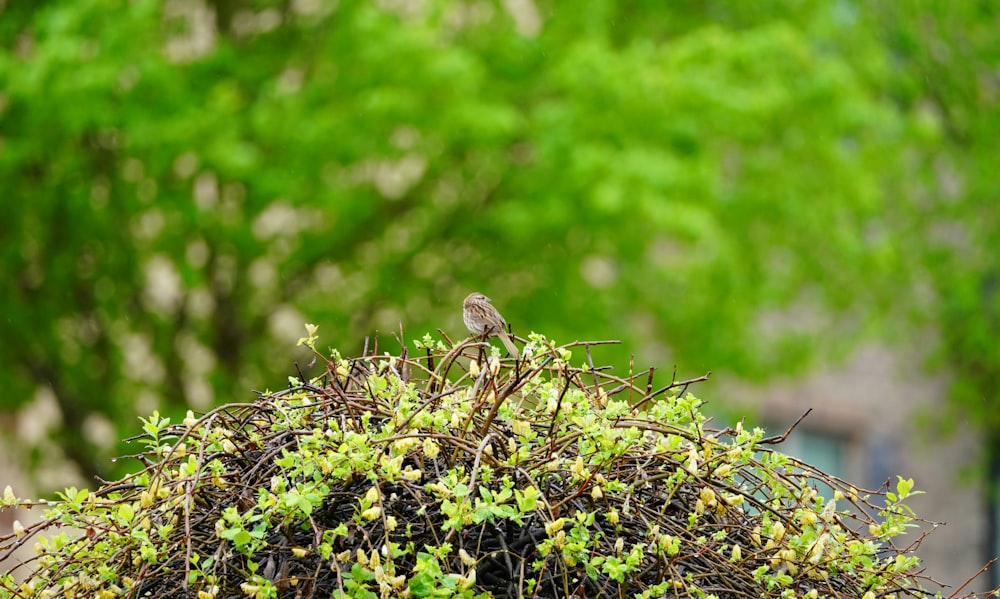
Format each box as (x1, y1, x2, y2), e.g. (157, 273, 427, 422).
(724, 344, 992, 593)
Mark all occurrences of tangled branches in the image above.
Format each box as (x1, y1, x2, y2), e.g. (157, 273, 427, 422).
(0, 331, 990, 598)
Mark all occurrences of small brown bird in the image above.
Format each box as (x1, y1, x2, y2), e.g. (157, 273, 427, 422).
(463, 292, 519, 359)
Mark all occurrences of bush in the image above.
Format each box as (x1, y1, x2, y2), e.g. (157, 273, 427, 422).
(0, 329, 986, 598)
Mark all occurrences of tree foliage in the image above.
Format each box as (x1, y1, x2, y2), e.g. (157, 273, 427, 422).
(0, 0, 997, 484)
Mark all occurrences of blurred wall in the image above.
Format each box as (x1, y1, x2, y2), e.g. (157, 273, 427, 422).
(725, 344, 989, 593)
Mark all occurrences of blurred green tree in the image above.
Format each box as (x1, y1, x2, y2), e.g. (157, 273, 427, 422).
(0, 1, 995, 534)
(866, 1, 1000, 581)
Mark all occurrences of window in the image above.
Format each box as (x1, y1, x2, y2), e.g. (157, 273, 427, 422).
(781, 429, 844, 478)
(764, 426, 848, 502)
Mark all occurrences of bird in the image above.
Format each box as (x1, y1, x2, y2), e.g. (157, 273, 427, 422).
(463, 292, 519, 359)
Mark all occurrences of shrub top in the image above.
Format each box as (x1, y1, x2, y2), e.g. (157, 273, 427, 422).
(0, 329, 980, 598)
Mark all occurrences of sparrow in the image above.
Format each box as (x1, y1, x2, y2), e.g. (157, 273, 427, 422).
(462, 292, 519, 359)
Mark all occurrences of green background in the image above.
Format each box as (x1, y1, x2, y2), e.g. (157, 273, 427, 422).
(1, 0, 997, 535)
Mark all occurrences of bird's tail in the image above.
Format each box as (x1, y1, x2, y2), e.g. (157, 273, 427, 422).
(498, 331, 520, 360)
